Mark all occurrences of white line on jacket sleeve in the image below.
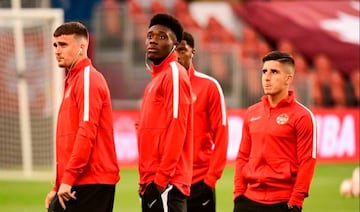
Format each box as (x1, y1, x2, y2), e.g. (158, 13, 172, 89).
(194, 71, 227, 126)
(297, 101, 317, 159)
(170, 62, 179, 119)
(83, 66, 90, 121)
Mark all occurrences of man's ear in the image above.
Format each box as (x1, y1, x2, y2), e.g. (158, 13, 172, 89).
(78, 44, 85, 53)
(285, 75, 293, 85)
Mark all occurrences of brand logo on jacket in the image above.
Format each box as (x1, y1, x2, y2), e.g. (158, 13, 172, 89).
(276, 113, 289, 125)
(250, 116, 261, 122)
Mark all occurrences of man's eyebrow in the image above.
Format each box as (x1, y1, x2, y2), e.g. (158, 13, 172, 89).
(262, 68, 279, 72)
(53, 41, 67, 48)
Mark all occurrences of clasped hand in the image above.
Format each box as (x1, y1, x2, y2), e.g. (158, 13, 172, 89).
(57, 183, 77, 210)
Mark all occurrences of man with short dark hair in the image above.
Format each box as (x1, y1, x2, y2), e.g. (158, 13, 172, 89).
(176, 31, 228, 212)
(45, 21, 120, 212)
(233, 51, 317, 212)
(137, 14, 193, 212)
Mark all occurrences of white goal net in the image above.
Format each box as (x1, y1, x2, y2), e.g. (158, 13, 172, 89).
(0, 8, 63, 179)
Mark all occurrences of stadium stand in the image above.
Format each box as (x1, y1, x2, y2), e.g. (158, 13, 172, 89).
(350, 69, 360, 106)
(3, 0, 357, 109)
(311, 54, 347, 108)
(173, 0, 201, 32)
(0, 0, 358, 181)
(239, 26, 260, 60)
(292, 53, 313, 106)
(150, 0, 167, 13)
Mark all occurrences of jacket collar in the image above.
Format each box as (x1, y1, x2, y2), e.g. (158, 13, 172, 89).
(68, 58, 91, 75)
(187, 63, 195, 79)
(262, 90, 295, 108)
(151, 52, 177, 76)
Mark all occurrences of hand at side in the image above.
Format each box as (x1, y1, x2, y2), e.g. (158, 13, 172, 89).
(57, 183, 77, 209)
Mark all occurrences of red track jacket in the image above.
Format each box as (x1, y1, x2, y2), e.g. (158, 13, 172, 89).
(188, 64, 228, 188)
(53, 58, 120, 191)
(234, 91, 317, 207)
(137, 53, 193, 196)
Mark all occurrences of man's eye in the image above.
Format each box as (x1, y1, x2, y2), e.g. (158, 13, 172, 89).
(147, 34, 152, 39)
(160, 35, 166, 40)
(272, 70, 278, 74)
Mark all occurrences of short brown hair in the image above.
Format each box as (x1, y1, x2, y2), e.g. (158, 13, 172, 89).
(263, 51, 295, 75)
(53, 21, 88, 40)
(262, 51, 295, 67)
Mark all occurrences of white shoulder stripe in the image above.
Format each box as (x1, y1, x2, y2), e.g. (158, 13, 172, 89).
(296, 101, 317, 159)
(194, 71, 227, 126)
(170, 62, 179, 118)
(83, 66, 90, 121)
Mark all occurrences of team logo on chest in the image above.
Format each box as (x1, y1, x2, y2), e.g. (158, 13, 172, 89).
(276, 113, 289, 125)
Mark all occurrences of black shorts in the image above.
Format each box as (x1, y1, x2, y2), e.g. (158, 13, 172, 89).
(48, 184, 116, 212)
(187, 180, 216, 212)
(141, 182, 187, 212)
(233, 195, 301, 212)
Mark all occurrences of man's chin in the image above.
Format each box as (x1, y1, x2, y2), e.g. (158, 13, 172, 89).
(56, 62, 65, 67)
(148, 56, 163, 65)
(147, 53, 158, 60)
(263, 90, 272, 95)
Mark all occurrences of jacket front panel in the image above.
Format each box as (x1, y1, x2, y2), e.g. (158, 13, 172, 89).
(234, 91, 317, 207)
(188, 65, 228, 188)
(54, 58, 120, 191)
(137, 53, 193, 196)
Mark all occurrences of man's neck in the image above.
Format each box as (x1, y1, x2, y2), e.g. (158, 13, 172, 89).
(267, 91, 289, 107)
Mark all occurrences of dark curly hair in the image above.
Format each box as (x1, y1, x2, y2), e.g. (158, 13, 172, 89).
(182, 31, 195, 49)
(149, 13, 183, 43)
